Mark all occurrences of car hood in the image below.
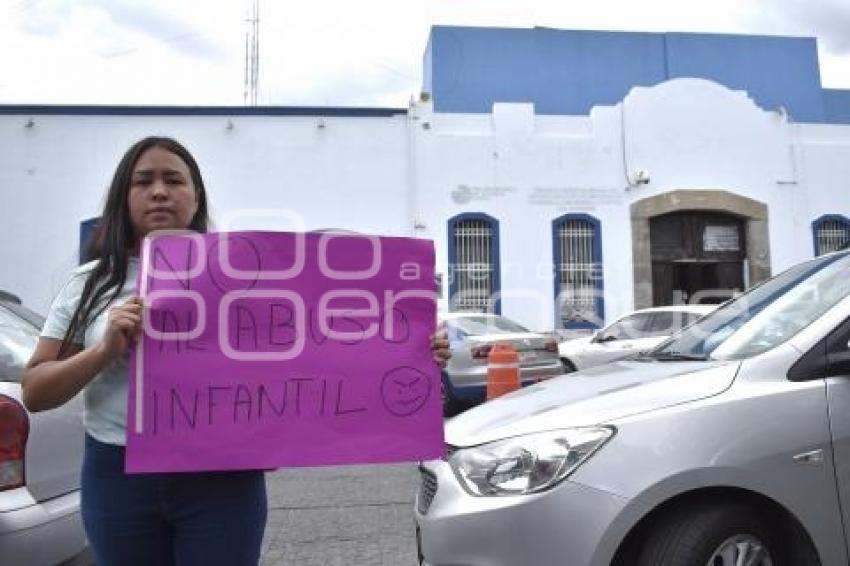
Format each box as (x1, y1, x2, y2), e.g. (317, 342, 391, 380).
(445, 358, 740, 447)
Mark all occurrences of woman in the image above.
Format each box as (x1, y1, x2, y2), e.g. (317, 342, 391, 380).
(22, 136, 451, 566)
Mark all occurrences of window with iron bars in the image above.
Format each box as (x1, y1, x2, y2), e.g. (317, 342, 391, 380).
(448, 214, 499, 313)
(553, 215, 603, 328)
(813, 215, 850, 256)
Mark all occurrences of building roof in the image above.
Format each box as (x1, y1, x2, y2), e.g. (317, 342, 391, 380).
(0, 105, 407, 117)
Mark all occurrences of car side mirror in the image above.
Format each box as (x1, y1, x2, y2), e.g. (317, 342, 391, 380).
(795, 321, 850, 381)
(788, 339, 827, 382)
(824, 329, 850, 377)
(593, 332, 615, 343)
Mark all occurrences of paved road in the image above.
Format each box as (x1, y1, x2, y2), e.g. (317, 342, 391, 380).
(261, 463, 421, 566)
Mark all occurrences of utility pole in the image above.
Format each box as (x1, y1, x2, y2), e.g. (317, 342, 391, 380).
(243, 0, 260, 106)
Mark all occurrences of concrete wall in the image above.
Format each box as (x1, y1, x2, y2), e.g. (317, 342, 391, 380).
(798, 123, 850, 252)
(411, 77, 850, 329)
(3, 78, 850, 331)
(0, 112, 411, 314)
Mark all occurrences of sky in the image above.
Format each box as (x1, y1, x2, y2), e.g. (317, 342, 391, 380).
(1, 0, 849, 107)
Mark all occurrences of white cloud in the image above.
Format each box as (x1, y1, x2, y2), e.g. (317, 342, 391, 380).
(0, 0, 848, 106)
(749, 0, 850, 55)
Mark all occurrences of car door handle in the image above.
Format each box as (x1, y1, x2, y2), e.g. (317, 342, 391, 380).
(793, 449, 824, 466)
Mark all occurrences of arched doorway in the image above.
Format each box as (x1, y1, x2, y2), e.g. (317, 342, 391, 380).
(631, 190, 771, 309)
(650, 211, 746, 305)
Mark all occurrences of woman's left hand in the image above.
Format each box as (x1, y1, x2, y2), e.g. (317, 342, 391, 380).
(430, 323, 452, 369)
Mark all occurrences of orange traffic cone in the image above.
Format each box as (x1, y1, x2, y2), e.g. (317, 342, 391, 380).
(486, 342, 521, 400)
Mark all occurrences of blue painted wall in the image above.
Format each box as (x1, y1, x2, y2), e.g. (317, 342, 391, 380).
(424, 26, 843, 123)
(664, 33, 824, 122)
(427, 27, 666, 116)
(824, 89, 850, 124)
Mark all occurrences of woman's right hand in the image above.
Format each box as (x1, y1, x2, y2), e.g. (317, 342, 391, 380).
(23, 295, 146, 412)
(98, 296, 144, 361)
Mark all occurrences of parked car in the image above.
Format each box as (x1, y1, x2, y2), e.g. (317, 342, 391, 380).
(558, 304, 716, 371)
(416, 250, 850, 565)
(441, 313, 562, 416)
(0, 295, 88, 565)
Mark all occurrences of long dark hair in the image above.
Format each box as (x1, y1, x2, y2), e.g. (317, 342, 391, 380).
(58, 136, 210, 357)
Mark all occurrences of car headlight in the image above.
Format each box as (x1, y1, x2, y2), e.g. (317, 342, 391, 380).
(448, 427, 615, 496)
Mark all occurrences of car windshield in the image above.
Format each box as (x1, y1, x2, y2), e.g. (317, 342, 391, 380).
(649, 251, 850, 361)
(449, 315, 529, 336)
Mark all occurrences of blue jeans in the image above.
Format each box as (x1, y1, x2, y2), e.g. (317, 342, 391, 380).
(81, 434, 267, 566)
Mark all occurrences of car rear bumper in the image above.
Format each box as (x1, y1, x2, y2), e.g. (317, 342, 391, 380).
(0, 488, 87, 566)
(449, 363, 564, 400)
(414, 459, 629, 566)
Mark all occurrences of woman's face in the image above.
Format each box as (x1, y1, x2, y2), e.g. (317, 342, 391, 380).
(128, 146, 199, 241)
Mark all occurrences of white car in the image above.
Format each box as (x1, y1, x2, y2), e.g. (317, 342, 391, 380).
(558, 305, 715, 371)
(0, 296, 88, 566)
(415, 250, 850, 566)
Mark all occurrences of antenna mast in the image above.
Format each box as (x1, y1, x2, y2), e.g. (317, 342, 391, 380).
(243, 0, 260, 106)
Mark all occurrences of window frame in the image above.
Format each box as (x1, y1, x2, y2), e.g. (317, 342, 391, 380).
(447, 213, 502, 315)
(812, 214, 850, 257)
(552, 213, 604, 330)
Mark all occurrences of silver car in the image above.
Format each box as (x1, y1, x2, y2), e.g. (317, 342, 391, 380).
(441, 313, 563, 416)
(0, 298, 87, 566)
(558, 305, 715, 372)
(417, 251, 850, 565)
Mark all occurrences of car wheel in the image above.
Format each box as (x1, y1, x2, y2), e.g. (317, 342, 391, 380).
(560, 358, 576, 373)
(441, 373, 462, 417)
(636, 503, 786, 566)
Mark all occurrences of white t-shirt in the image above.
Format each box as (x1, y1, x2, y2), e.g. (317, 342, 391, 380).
(41, 258, 138, 446)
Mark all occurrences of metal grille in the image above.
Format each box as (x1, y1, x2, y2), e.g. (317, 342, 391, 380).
(816, 220, 850, 256)
(557, 220, 597, 323)
(452, 219, 494, 312)
(417, 467, 438, 515)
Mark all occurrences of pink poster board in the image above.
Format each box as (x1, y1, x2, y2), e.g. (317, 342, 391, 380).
(126, 231, 443, 473)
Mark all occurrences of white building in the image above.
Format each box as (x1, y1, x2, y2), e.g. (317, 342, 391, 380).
(2, 26, 850, 332)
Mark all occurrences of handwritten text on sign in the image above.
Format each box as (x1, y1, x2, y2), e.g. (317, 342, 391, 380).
(127, 231, 442, 473)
